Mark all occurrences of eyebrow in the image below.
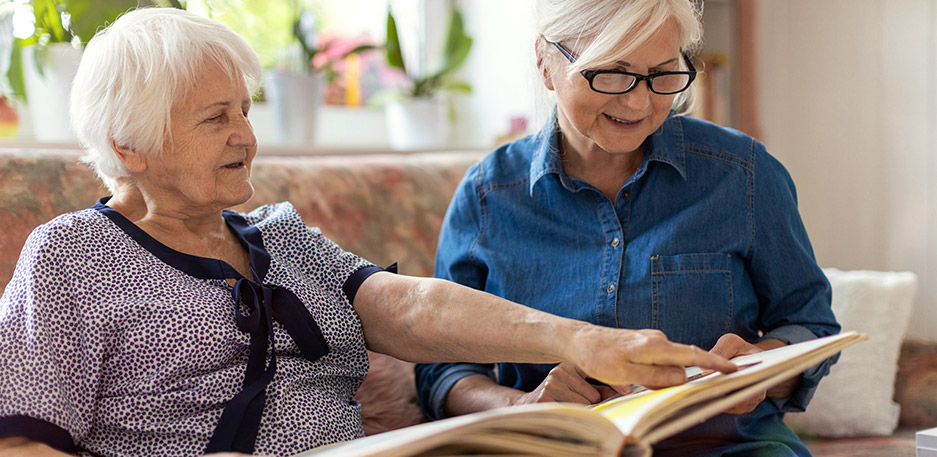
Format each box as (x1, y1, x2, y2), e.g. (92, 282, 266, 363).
(616, 57, 679, 68)
(200, 99, 252, 112)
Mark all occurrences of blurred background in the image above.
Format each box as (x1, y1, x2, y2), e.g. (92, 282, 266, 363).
(0, 0, 934, 343)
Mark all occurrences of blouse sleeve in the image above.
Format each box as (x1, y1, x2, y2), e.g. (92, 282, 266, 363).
(748, 142, 841, 412)
(0, 221, 103, 452)
(247, 203, 376, 306)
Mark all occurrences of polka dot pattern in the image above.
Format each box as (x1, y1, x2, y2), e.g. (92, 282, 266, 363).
(0, 202, 372, 457)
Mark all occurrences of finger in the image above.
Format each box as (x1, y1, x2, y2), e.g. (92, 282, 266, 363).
(546, 365, 605, 404)
(610, 384, 633, 396)
(633, 342, 738, 374)
(612, 362, 688, 389)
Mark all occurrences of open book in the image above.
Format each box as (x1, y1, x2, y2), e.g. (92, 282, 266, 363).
(298, 331, 866, 457)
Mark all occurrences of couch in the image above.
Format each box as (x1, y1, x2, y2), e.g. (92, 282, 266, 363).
(0, 147, 934, 455)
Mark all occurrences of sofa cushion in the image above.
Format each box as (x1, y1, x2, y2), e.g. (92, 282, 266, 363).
(785, 268, 918, 437)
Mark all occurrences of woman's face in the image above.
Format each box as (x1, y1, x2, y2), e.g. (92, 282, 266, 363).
(546, 20, 682, 157)
(144, 62, 257, 212)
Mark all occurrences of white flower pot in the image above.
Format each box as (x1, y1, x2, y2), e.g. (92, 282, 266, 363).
(262, 69, 324, 146)
(385, 97, 450, 151)
(22, 43, 82, 143)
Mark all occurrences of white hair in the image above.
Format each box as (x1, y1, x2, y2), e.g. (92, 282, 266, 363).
(70, 7, 263, 192)
(532, 0, 703, 128)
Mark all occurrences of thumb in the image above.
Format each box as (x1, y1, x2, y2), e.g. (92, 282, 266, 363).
(708, 333, 744, 359)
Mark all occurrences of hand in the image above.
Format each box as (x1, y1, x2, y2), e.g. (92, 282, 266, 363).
(566, 327, 737, 390)
(511, 362, 631, 407)
(708, 334, 801, 414)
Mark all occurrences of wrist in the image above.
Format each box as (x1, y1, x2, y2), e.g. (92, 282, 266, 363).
(556, 320, 592, 365)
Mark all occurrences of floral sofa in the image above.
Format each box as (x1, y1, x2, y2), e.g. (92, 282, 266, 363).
(0, 147, 933, 455)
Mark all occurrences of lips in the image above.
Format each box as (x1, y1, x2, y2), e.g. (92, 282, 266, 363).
(605, 113, 642, 125)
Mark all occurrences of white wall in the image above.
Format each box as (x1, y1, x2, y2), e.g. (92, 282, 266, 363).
(756, 0, 937, 341)
(450, 0, 539, 149)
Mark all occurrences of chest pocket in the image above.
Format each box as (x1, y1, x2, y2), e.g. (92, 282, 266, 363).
(650, 253, 734, 349)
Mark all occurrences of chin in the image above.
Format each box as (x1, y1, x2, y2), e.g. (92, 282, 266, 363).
(223, 184, 255, 208)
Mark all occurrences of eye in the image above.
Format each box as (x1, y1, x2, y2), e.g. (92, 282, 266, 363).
(205, 113, 225, 123)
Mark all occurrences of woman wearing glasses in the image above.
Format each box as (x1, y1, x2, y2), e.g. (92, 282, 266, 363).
(415, 0, 839, 456)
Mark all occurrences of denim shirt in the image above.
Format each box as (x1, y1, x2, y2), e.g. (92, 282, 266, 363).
(415, 112, 840, 455)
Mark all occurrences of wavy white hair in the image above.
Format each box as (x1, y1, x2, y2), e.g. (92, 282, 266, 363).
(532, 0, 703, 128)
(70, 7, 263, 193)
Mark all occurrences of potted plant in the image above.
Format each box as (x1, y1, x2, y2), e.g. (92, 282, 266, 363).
(381, 4, 472, 151)
(2, 0, 161, 142)
(262, 9, 378, 146)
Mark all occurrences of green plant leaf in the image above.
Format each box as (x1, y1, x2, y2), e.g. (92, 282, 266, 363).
(31, 0, 72, 43)
(67, 0, 143, 44)
(8, 40, 25, 100)
(384, 10, 405, 73)
(342, 43, 380, 59)
(439, 80, 471, 93)
(439, 8, 471, 73)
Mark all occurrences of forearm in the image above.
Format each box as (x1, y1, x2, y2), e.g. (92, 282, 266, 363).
(444, 374, 524, 417)
(0, 438, 71, 457)
(355, 272, 580, 364)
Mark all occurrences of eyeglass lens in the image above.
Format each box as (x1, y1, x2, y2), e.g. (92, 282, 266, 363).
(592, 73, 691, 95)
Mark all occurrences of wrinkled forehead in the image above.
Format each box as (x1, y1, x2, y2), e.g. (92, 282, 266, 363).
(172, 56, 251, 111)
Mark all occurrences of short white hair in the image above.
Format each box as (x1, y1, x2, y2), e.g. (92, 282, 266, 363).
(532, 0, 703, 125)
(70, 7, 263, 192)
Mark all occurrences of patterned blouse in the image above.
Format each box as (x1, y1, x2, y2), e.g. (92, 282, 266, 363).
(0, 200, 378, 457)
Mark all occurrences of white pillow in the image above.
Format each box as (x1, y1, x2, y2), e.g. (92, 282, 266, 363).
(784, 268, 918, 437)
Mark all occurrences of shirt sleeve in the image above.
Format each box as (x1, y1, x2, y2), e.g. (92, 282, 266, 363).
(415, 166, 498, 420)
(748, 142, 841, 412)
(0, 221, 101, 451)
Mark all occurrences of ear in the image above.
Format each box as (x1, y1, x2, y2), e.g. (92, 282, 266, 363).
(534, 38, 556, 91)
(109, 139, 148, 174)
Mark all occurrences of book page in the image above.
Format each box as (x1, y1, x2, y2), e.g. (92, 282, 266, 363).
(296, 403, 624, 457)
(591, 331, 866, 441)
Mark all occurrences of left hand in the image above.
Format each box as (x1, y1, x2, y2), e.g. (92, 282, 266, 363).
(708, 334, 801, 415)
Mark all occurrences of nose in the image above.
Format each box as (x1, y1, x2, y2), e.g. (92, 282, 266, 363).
(618, 81, 652, 111)
(229, 112, 257, 149)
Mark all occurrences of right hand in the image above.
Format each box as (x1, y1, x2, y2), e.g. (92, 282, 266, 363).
(565, 327, 738, 390)
(511, 362, 630, 407)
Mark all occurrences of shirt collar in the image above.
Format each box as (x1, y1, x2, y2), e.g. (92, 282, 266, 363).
(644, 111, 688, 180)
(92, 196, 267, 281)
(528, 110, 688, 196)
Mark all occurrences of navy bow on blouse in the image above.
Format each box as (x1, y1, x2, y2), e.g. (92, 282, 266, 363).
(203, 214, 332, 454)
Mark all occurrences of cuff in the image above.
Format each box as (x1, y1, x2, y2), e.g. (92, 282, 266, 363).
(0, 415, 75, 453)
(759, 324, 819, 346)
(426, 365, 497, 421)
(342, 263, 398, 304)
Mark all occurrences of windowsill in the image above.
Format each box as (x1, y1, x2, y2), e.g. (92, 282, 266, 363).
(0, 104, 474, 156)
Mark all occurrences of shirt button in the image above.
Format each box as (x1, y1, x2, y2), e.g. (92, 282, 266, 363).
(611, 237, 620, 247)
(622, 190, 632, 199)
(606, 284, 615, 294)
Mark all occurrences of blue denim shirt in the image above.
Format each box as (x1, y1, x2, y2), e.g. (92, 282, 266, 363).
(415, 112, 840, 456)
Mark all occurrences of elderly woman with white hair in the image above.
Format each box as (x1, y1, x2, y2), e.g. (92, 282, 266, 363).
(416, 0, 840, 456)
(0, 7, 737, 457)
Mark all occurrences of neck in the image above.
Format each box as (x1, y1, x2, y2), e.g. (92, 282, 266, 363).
(107, 178, 230, 244)
(559, 133, 644, 194)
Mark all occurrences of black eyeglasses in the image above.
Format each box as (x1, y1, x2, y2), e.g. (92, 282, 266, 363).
(550, 41, 697, 95)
